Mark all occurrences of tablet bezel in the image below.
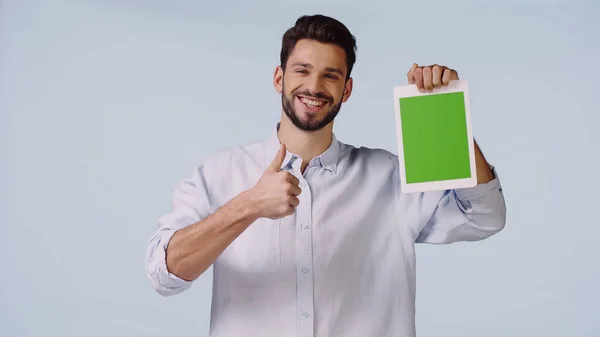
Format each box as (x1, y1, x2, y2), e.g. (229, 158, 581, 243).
(392, 79, 478, 193)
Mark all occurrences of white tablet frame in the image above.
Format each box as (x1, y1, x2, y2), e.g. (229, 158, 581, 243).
(392, 79, 477, 193)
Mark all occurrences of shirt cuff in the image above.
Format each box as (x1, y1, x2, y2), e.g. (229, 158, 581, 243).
(153, 228, 194, 289)
(454, 165, 503, 200)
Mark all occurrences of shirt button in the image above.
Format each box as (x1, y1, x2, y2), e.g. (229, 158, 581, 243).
(302, 224, 308, 229)
(301, 267, 309, 273)
(302, 312, 310, 318)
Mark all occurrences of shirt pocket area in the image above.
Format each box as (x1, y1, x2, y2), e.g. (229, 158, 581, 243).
(220, 217, 281, 275)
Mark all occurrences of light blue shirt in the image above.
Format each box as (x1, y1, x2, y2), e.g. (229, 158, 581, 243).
(145, 123, 506, 337)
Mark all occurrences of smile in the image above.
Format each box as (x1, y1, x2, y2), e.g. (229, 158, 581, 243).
(297, 96, 328, 111)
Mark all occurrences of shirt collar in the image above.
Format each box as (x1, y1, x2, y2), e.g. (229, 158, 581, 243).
(263, 122, 340, 174)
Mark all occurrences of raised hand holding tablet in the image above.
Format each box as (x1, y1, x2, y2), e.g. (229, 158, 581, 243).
(393, 63, 494, 193)
(407, 63, 459, 93)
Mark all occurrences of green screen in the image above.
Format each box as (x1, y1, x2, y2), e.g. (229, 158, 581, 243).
(399, 91, 471, 183)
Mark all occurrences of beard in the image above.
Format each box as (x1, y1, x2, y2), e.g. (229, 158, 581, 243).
(281, 83, 343, 132)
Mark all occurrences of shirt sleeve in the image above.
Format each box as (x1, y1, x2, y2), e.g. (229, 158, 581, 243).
(414, 165, 507, 244)
(145, 164, 213, 296)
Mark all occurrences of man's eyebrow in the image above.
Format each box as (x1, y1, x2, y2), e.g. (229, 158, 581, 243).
(291, 62, 345, 77)
(325, 67, 344, 77)
(291, 62, 312, 68)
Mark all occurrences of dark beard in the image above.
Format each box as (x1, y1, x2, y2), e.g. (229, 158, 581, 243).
(281, 84, 343, 132)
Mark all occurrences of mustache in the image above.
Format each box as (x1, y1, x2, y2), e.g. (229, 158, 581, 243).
(293, 90, 333, 102)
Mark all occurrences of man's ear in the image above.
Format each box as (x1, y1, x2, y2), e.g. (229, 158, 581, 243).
(341, 77, 353, 103)
(273, 66, 284, 93)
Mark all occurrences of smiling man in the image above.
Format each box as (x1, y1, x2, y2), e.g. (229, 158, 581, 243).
(145, 14, 506, 337)
(279, 38, 348, 133)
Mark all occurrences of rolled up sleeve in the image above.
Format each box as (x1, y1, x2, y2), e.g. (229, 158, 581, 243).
(145, 164, 213, 296)
(415, 166, 507, 244)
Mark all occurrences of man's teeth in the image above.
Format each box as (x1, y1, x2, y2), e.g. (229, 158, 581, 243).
(300, 97, 325, 108)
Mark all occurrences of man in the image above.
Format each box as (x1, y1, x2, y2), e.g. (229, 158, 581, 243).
(145, 14, 506, 337)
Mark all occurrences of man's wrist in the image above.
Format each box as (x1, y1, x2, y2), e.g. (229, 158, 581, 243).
(234, 190, 262, 223)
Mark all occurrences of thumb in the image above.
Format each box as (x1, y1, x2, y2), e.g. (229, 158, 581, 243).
(267, 143, 286, 171)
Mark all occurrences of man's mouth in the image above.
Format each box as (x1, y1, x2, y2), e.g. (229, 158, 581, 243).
(296, 96, 329, 111)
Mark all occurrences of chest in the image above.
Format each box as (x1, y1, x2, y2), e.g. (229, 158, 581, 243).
(214, 163, 405, 282)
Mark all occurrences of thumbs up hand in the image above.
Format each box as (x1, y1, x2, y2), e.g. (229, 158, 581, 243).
(247, 143, 302, 219)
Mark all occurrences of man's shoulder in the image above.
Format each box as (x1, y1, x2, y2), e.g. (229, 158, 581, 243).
(195, 136, 267, 173)
(338, 140, 399, 165)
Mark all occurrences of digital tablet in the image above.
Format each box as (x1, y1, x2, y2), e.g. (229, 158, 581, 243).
(393, 79, 477, 193)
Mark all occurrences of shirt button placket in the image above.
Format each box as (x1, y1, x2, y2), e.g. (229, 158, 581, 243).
(296, 175, 314, 337)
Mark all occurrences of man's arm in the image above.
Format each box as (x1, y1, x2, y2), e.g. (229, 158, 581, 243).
(412, 142, 506, 244)
(474, 140, 495, 184)
(146, 143, 300, 296)
(404, 63, 506, 244)
(145, 163, 234, 297)
(163, 192, 260, 282)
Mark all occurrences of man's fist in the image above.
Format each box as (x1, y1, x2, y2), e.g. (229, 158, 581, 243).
(407, 63, 459, 93)
(248, 143, 302, 220)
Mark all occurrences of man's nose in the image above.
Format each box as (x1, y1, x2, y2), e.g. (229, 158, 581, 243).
(305, 74, 324, 94)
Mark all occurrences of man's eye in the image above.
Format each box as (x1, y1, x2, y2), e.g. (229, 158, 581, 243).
(296, 69, 308, 74)
(326, 74, 337, 79)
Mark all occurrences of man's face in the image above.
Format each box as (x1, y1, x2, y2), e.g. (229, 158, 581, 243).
(274, 39, 353, 132)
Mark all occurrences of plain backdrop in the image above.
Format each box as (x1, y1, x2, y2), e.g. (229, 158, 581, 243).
(1, 0, 599, 336)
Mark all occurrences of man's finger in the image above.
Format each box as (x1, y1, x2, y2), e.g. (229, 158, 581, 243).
(288, 196, 300, 208)
(441, 68, 458, 86)
(407, 63, 419, 84)
(267, 143, 286, 171)
(289, 184, 302, 196)
(413, 67, 424, 92)
(422, 66, 433, 92)
(441, 69, 452, 86)
(284, 172, 300, 186)
(432, 65, 444, 88)
(285, 204, 296, 216)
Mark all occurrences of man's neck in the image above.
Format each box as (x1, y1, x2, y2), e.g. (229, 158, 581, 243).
(277, 114, 333, 172)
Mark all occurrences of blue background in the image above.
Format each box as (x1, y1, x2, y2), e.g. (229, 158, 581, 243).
(1, 0, 599, 336)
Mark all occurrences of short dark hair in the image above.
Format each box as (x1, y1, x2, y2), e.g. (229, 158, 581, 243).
(280, 14, 357, 80)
